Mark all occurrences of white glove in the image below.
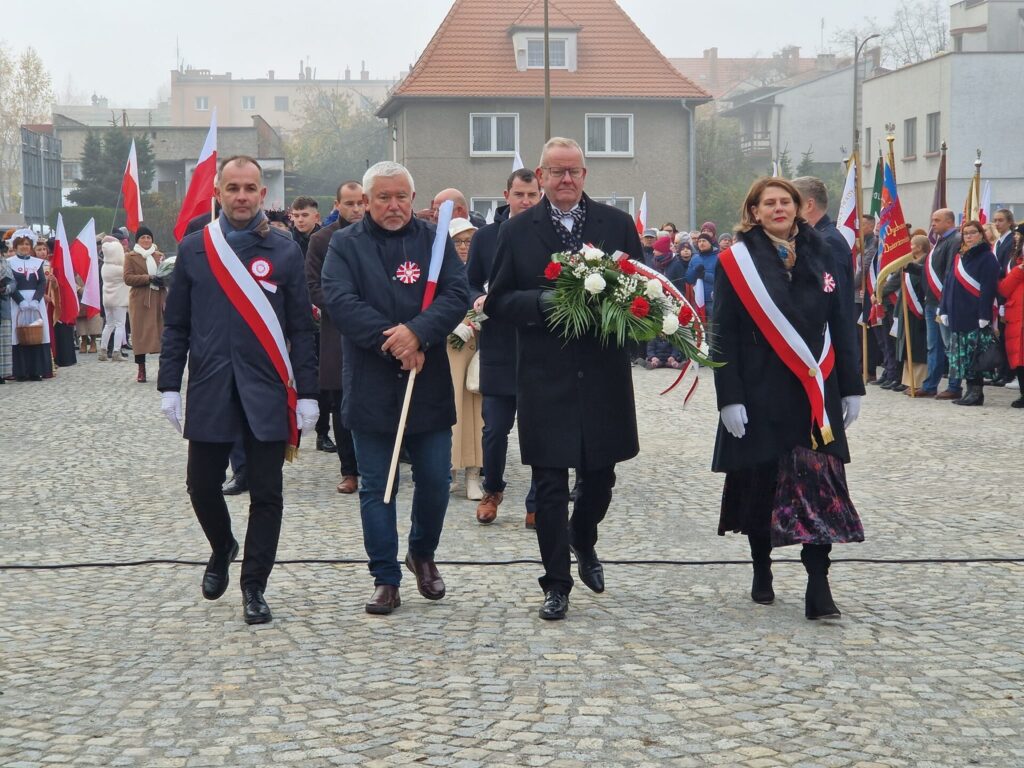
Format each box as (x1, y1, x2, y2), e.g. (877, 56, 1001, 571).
(452, 323, 474, 343)
(939, 314, 949, 327)
(296, 398, 319, 437)
(979, 319, 990, 329)
(160, 391, 183, 434)
(720, 404, 748, 439)
(842, 395, 861, 429)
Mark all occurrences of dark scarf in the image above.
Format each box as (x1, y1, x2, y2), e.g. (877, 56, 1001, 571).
(546, 196, 587, 252)
(220, 211, 270, 254)
(653, 252, 674, 272)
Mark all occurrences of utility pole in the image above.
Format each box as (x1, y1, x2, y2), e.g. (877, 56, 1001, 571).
(544, 0, 551, 141)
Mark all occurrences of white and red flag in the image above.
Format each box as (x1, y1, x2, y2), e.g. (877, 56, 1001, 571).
(174, 109, 218, 241)
(836, 161, 859, 273)
(52, 214, 80, 324)
(635, 191, 647, 235)
(71, 218, 101, 319)
(978, 180, 991, 227)
(422, 200, 454, 309)
(121, 139, 143, 232)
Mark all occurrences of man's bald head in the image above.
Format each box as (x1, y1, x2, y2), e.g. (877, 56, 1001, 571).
(432, 188, 469, 220)
(931, 208, 956, 235)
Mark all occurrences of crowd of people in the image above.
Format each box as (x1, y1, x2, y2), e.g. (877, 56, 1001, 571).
(5, 138, 1020, 627)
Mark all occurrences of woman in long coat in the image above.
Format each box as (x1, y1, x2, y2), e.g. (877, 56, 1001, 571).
(997, 224, 1024, 408)
(712, 177, 865, 620)
(123, 226, 166, 383)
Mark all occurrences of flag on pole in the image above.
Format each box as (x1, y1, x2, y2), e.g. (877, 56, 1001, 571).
(978, 180, 991, 225)
(869, 153, 884, 217)
(927, 146, 947, 244)
(635, 191, 647, 235)
(52, 214, 80, 324)
(836, 158, 859, 275)
(512, 150, 525, 172)
(174, 109, 218, 241)
(422, 200, 454, 310)
(70, 218, 101, 319)
(771, 160, 781, 177)
(121, 139, 143, 232)
(485, 206, 495, 225)
(876, 159, 912, 276)
(963, 168, 980, 224)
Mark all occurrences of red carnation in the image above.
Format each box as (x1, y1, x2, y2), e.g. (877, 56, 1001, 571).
(630, 297, 650, 318)
(544, 261, 562, 281)
(678, 305, 694, 324)
(618, 257, 638, 275)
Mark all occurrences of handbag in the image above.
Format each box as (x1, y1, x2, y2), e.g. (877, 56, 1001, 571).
(972, 332, 1006, 373)
(465, 350, 481, 394)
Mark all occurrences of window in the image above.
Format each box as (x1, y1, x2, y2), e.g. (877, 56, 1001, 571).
(903, 117, 917, 159)
(195, 96, 209, 111)
(527, 38, 566, 68)
(274, 95, 289, 111)
(61, 162, 81, 182)
(470, 113, 518, 156)
(585, 114, 633, 156)
(241, 95, 256, 110)
(926, 112, 941, 154)
(471, 197, 505, 220)
(591, 196, 634, 215)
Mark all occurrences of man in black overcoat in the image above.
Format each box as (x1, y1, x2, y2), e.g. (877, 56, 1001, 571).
(159, 156, 320, 625)
(485, 137, 644, 620)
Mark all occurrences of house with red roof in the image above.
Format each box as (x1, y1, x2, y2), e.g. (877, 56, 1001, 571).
(377, 0, 709, 227)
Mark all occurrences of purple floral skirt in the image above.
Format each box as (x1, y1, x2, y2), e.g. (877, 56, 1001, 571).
(719, 446, 864, 548)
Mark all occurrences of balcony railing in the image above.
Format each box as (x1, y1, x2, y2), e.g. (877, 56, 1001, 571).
(740, 132, 772, 158)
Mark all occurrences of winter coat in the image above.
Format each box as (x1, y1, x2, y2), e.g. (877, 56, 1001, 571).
(100, 241, 129, 308)
(686, 245, 719, 305)
(124, 249, 166, 355)
(939, 242, 1000, 333)
(814, 214, 856, 344)
(321, 214, 469, 435)
(711, 223, 864, 473)
(484, 194, 644, 469)
(998, 256, 1024, 369)
(306, 219, 346, 390)
(925, 230, 962, 307)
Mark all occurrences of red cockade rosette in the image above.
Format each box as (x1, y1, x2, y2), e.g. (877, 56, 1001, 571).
(543, 244, 717, 403)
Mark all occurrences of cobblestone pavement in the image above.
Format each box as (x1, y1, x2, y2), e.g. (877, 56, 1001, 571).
(2, 357, 1022, 768)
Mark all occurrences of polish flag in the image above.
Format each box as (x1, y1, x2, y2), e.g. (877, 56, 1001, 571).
(635, 191, 647, 235)
(174, 109, 218, 241)
(836, 160, 859, 273)
(422, 199, 454, 309)
(71, 218, 101, 319)
(512, 150, 525, 172)
(121, 139, 143, 232)
(978, 180, 991, 226)
(52, 214, 80, 324)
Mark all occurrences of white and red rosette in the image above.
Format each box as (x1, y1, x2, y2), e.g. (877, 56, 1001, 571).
(823, 272, 836, 293)
(249, 258, 273, 281)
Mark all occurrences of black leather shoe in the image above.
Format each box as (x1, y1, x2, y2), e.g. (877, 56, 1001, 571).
(316, 434, 337, 453)
(570, 544, 605, 593)
(222, 471, 248, 496)
(890, 383, 908, 392)
(201, 539, 239, 600)
(539, 590, 569, 620)
(242, 587, 272, 624)
(365, 585, 401, 615)
(404, 553, 446, 600)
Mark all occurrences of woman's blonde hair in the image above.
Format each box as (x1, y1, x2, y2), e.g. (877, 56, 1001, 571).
(737, 177, 804, 233)
(911, 234, 930, 254)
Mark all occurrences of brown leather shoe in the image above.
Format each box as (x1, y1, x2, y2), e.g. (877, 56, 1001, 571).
(524, 511, 536, 529)
(476, 491, 502, 525)
(935, 389, 961, 400)
(404, 553, 445, 600)
(906, 389, 937, 398)
(365, 584, 400, 615)
(336, 475, 358, 494)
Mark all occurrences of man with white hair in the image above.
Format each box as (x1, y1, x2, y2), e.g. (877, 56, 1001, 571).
(321, 161, 469, 616)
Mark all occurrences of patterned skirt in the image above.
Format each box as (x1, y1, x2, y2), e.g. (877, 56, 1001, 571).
(948, 327, 997, 382)
(719, 447, 864, 548)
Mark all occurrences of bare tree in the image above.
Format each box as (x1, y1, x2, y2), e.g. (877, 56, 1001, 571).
(831, 0, 948, 68)
(0, 45, 54, 211)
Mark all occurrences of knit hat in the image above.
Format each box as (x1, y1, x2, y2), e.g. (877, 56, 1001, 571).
(135, 225, 154, 240)
(700, 221, 718, 238)
(652, 236, 672, 255)
(697, 231, 716, 246)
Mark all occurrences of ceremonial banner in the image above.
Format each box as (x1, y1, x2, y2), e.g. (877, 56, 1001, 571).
(836, 160, 858, 273)
(869, 154, 884, 217)
(927, 147, 947, 244)
(174, 109, 218, 241)
(52, 214, 80, 324)
(876, 160, 912, 278)
(121, 139, 143, 232)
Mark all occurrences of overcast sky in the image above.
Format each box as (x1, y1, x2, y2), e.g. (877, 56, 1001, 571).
(8, 0, 901, 107)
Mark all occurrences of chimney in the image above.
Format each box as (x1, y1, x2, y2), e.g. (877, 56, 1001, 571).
(345, 65, 351, 80)
(780, 45, 801, 75)
(704, 47, 719, 88)
(815, 53, 836, 71)
(305, 66, 312, 81)
(298, 59, 304, 79)
(361, 60, 369, 80)
(268, 69, 275, 80)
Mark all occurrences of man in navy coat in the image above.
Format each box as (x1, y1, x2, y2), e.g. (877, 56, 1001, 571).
(159, 156, 319, 625)
(321, 161, 469, 616)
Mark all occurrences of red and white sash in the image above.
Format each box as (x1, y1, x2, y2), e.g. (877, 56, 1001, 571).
(953, 253, 981, 298)
(720, 242, 836, 446)
(903, 272, 924, 318)
(925, 245, 943, 301)
(203, 221, 299, 459)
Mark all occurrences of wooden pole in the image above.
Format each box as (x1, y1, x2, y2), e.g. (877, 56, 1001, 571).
(382, 368, 417, 504)
(901, 273, 917, 394)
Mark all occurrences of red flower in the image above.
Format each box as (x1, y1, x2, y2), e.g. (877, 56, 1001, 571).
(630, 297, 650, 318)
(678, 305, 694, 325)
(544, 261, 562, 281)
(618, 257, 638, 275)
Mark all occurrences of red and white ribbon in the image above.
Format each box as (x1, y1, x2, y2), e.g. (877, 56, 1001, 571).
(953, 253, 981, 298)
(903, 272, 924, 318)
(925, 245, 943, 302)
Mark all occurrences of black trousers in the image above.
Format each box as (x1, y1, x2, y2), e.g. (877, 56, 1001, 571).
(531, 464, 616, 595)
(187, 424, 286, 592)
(323, 389, 358, 477)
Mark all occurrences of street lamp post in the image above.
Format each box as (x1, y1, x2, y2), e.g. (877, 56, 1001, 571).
(852, 34, 880, 159)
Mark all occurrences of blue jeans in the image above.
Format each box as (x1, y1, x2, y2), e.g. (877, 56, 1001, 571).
(351, 429, 452, 586)
(937, 320, 962, 393)
(922, 307, 945, 392)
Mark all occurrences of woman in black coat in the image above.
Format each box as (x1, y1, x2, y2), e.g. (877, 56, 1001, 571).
(712, 177, 865, 620)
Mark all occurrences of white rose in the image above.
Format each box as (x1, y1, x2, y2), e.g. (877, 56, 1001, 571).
(583, 273, 607, 294)
(662, 314, 680, 335)
(645, 278, 664, 299)
(582, 245, 604, 263)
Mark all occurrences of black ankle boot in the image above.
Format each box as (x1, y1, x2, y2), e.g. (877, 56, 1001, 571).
(954, 383, 984, 406)
(747, 535, 775, 604)
(801, 544, 841, 620)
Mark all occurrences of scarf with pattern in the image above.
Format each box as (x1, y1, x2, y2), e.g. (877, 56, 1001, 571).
(547, 197, 587, 253)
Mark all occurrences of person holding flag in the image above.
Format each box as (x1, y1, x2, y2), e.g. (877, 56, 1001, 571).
(159, 155, 320, 625)
(321, 161, 469, 616)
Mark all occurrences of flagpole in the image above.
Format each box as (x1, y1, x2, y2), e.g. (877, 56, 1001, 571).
(901, 274, 917, 395)
(853, 150, 869, 382)
(110, 188, 123, 234)
(382, 368, 416, 504)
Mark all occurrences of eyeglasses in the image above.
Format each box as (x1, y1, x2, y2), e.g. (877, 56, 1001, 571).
(453, 238, 473, 247)
(542, 167, 585, 179)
